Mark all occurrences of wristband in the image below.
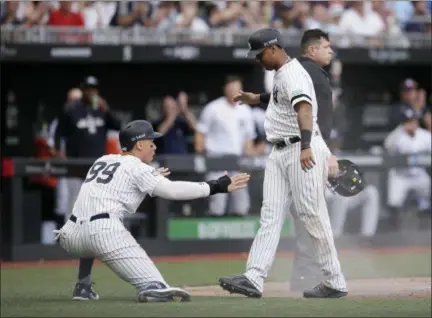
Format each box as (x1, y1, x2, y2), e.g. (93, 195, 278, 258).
(259, 93, 271, 104)
(300, 130, 312, 150)
(206, 175, 231, 195)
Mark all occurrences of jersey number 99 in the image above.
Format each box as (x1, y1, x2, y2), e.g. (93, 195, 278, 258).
(84, 162, 121, 184)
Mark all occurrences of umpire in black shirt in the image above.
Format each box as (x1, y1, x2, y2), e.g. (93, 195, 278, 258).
(289, 29, 341, 291)
(53, 76, 121, 300)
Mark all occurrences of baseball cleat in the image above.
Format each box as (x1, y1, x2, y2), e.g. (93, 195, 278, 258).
(137, 282, 191, 303)
(219, 275, 262, 298)
(72, 282, 100, 301)
(303, 283, 348, 299)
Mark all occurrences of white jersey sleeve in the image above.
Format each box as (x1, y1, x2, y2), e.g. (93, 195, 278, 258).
(196, 104, 214, 135)
(153, 178, 210, 200)
(282, 68, 313, 108)
(133, 164, 165, 197)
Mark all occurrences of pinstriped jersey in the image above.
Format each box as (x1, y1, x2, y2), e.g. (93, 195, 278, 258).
(264, 58, 320, 142)
(72, 154, 163, 219)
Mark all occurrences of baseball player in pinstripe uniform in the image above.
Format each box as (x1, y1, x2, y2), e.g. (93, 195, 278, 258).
(219, 28, 347, 299)
(54, 120, 250, 302)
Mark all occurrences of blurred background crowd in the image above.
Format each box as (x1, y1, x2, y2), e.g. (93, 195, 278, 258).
(1, 0, 431, 35)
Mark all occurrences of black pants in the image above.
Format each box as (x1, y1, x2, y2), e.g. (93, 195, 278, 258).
(28, 182, 63, 227)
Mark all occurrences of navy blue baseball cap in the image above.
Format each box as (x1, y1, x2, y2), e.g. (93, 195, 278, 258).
(119, 120, 163, 151)
(400, 107, 421, 123)
(247, 28, 283, 58)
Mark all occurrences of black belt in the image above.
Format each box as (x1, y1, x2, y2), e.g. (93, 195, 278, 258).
(69, 213, 110, 223)
(273, 131, 319, 150)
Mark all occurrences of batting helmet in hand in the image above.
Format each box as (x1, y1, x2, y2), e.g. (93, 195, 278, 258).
(327, 159, 365, 197)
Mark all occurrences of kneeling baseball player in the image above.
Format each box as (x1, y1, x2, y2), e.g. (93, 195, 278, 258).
(54, 120, 250, 303)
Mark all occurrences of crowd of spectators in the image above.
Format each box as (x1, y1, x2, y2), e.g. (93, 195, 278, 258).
(1, 1, 431, 36)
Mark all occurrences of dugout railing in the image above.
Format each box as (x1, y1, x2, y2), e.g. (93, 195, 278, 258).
(1, 153, 430, 261)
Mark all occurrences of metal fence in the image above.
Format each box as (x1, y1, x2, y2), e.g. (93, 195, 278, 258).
(1, 26, 431, 48)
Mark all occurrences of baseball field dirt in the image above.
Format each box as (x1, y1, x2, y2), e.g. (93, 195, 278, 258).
(188, 277, 431, 299)
(1, 247, 431, 317)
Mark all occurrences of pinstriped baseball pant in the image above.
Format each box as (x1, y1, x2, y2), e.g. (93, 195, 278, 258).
(58, 217, 167, 291)
(244, 135, 347, 293)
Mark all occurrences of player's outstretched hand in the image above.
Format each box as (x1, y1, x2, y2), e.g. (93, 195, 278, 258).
(156, 167, 171, 177)
(225, 171, 251, 192)
(233, 91, 260, 105)
(300, 148, 316, 172)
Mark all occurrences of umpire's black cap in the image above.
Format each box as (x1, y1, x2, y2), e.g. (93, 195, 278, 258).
(247, 28, 283, 58)
(119, 120, 163, 151)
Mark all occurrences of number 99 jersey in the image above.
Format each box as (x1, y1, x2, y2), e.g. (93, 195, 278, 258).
(72, 154, 164, 220)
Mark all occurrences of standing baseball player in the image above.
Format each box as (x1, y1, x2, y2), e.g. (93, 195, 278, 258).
(54, 120, 250, 302)
(218, 28, 347, 299)
(195, 75, 256, 217)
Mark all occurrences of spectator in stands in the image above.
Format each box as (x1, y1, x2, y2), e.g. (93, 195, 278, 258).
(338, 1, 385, 43)
(291, 1, 312, 31)
(391, 0, 414, 28)
(271, 1, 299, 32)
(384, 109, 432, 228)
(173, 1, 209, 33)
(0, 1, 22, 25)
(390, 79, 432, 131)
(405, 0, 432, 33)
(111, 1, 153, 27)
(48, 1, 84, 27)
(242, 1, 273, 29)
(155, 1, 178, 30)
(326, 4, 344, 34)
(195, 75, 255, 217)
(80, 1, 117, 30)
(23, 2, 55, 27)
(307, 3, 330, 31)
(206, 1, 244, 28)
(153, 92, 197, 155)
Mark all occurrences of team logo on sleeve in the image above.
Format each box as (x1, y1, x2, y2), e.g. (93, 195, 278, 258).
(273, 86, 279, 104)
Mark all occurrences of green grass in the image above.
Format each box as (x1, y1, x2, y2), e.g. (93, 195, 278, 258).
(1, 252, 431, 317)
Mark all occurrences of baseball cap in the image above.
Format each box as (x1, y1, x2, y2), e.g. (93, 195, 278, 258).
(119, 120, 163, 151)
(82, 76, 99, 88)
(247, 28, 283, 58)
(400, 78, 418, 90)
(400, 107, 421, 123)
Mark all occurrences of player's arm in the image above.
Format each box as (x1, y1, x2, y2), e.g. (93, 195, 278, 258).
(288, 76, 314, 151)
(286, 73, 315, 170)
(136, 167, 250, 200)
